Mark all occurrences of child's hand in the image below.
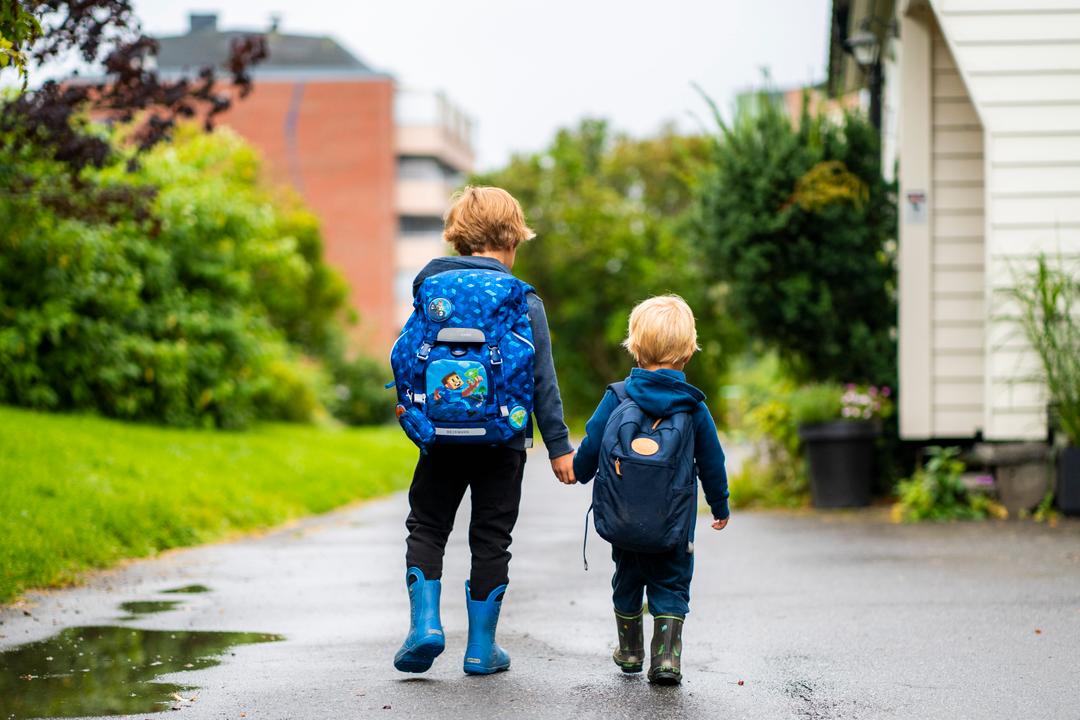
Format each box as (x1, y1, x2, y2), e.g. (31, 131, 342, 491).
(551, 453, 576, 484)
(712, 517, 728, 531)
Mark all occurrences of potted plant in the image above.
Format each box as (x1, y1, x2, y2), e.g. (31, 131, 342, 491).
(1012, 256, 1080, 515)
(792, 383, 893, 508)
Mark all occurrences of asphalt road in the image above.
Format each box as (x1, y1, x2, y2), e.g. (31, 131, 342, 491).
(3, 449, 1080, 719)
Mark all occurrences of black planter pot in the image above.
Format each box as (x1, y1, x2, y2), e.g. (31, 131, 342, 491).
(1058, 446, 1080, 516)
(798, 420, 880, 508)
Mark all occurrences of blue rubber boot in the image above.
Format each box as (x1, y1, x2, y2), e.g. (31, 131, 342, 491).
(462, 581, 511, 675)
(393, 567, 445, 673)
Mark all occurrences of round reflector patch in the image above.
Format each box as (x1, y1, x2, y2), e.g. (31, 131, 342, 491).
(508, 405, 528, 430)
(427, 297, 453, 322)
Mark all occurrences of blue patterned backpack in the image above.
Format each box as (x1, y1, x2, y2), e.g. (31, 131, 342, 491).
(390, 269, 536, 452)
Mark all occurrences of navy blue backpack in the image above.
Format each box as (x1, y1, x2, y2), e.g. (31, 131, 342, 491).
(591, 382, 698, 554)
(390, 269, 536, 452)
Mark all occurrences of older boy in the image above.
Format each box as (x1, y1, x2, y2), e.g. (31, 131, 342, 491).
(394, 186, 574, 675)
(570, 295, 729, 685)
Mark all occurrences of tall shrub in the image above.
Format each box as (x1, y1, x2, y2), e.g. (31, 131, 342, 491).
(476, 120, 742, 421)
(1010, 255, 1080, 446)
(695, 92, 897, 385)
(0, 125, 347, 428)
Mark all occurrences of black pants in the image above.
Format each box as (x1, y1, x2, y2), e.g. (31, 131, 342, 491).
(405, 445, 526, 600)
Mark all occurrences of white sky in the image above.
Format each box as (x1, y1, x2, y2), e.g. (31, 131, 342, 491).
(130, 1, 831, 170)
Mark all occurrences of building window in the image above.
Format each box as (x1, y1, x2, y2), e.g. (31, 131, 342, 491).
(398, 156, 443, 181)
(399, 215, 445, 235)
(397, 155, 465, 186)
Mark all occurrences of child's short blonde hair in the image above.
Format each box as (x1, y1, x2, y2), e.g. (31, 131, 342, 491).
(623, 295, 700, 367)
(443, 186, 535, 256)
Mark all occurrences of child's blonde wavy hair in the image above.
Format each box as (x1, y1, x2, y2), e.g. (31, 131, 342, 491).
(623, 295, 700, 368)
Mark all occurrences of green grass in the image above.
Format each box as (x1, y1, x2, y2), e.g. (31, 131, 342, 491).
(0, 406, 416, 604)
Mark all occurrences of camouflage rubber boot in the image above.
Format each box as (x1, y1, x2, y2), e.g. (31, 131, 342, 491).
(647, 615, 684, 685)
(611, 608, 645, 673)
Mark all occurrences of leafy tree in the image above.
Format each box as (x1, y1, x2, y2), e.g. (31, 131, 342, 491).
(476, 120, 742, 421)
(0, 125, 348, 428)
(0, 1, 42, 86)
(1, 1, 266, 169)
(694, 92, 897, 385)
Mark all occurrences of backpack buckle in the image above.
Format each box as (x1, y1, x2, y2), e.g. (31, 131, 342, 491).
(489, 346, 503, 365)
(416, 342, 432, 361)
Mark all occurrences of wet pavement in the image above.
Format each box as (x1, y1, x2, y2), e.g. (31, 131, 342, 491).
(2, 449, 1080, 719)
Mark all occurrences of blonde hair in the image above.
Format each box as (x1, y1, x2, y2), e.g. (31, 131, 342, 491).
(623, 295, 700, 367)
(443, 186, 535, 255)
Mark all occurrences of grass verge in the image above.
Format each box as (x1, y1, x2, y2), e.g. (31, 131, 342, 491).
(0, 406, 416, 604)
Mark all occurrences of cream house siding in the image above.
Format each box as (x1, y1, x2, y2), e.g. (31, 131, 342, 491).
(932, 0, 1080, 440)
(898, 6, 987, 439)
(897, 0, 1080, 440)
(930, 31, 986, 437)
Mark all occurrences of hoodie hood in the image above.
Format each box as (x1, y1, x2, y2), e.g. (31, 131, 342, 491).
(624, 368, 705, 416)
(412, 256, 511, 296)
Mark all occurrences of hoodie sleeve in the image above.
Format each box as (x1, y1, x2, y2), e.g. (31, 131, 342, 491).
(572, 388, 620, 485)
(527, 293, 573, 459)
(694, 406, 730, 520)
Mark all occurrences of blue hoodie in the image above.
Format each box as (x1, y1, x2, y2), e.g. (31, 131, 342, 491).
(573, 368, 730, 520)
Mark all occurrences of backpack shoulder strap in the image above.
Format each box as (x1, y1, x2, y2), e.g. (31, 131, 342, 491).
(607, 381, 629, 403)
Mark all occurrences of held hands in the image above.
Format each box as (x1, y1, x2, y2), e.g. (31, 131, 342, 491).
(712, 517, 729, 531)
(551, 453, 576, 485)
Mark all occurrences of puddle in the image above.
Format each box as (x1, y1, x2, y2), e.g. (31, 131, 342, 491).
(0, 626, 283, 719)
(162, 585, 211, 595)
(117, 600, 181, 621)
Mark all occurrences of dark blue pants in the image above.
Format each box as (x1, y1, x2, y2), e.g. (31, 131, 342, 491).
(611, 545, 693, 617)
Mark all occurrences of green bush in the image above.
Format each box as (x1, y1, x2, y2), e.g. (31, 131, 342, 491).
(0, 123, 350, 428)
(694, 90, 897, 386)
(329, 354, 395, 426)
(726, 355, 809, 508)
(893, 447, 1006, 522)
(788, 383, 844, 426)
(1010, 255, 1080, 446)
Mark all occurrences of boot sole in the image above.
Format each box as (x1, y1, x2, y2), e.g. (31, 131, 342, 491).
(648, 669, 682, 686)
(394, 637, 445, 673)
(613, 655, 644, 674)
(462, 662, 510, 675)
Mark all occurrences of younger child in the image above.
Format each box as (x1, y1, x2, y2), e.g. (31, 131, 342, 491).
(570, 295, 729, 685)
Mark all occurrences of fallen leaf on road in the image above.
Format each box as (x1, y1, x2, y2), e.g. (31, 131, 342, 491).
(1035, 628, 1042, 634)
(383, 705, 392, 710)
(738, 680, 745, 686)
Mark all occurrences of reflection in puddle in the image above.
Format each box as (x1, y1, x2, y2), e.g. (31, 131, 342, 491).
(117, 600, 181, 621)
(162, 585, 211, 595)
(0, 626, 283, 719)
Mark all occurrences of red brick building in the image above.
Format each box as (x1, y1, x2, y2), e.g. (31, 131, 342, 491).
(155, 14, 473, 353)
